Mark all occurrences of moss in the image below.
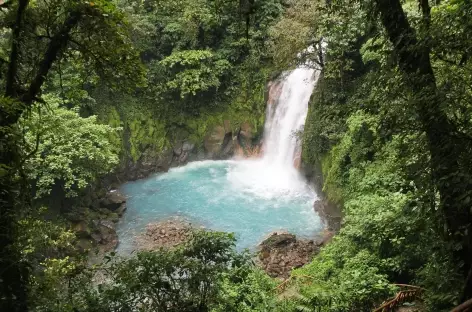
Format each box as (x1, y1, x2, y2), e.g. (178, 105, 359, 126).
(92, 63, 269, 167)
(320, 152, 343, 204)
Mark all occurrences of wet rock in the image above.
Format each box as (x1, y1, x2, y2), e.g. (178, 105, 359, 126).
(173, 144, 183, 156)
(97, 219, 115, 230)
(100, 191, 126, 211)
(266, 80, 284, 107)
(116, 203, 127, 217)
(221, 132, 235, 158)
(125, 149, 173, 180)
(261, 232, 296, 248)
(258, 231, 319, 278)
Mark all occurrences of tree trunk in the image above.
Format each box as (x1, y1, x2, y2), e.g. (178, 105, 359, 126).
(0, 8, 82, 310)
(375, 0, 472, 301)
(0, 140, 29, 311)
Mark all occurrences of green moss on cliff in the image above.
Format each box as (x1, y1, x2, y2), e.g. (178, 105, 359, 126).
(94, 68, 268, 167)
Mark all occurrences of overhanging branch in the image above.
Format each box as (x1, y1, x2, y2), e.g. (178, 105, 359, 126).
(21, 10, 82, 105)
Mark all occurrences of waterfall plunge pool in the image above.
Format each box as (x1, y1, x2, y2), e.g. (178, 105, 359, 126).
(116, 159, 322, 252)
(117, 67, 322, 252)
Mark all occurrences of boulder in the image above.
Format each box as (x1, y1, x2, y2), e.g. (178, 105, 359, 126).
(260, 232, 296, 250)
(173, 143, 183, 156)
(172, 141, 196, 165)
(258, 231, 319, 278)
(116, 203, 127, 217)
(135, 218, 193, 251)
(100, 191, 126, 211)
(91, 219, 118, 251)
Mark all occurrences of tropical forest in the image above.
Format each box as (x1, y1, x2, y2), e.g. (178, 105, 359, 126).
(1, 0, 472, 311)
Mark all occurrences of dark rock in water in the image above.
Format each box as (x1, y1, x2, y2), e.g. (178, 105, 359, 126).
(116, 203, 127, 217)
(125, 149, 174, 181)
(100, 191, 126, 211)
(258, 231, 319, 278)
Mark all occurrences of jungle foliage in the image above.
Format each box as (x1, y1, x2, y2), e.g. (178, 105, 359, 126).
(292, 0, 472, 310)
(2, 0, 472, 311)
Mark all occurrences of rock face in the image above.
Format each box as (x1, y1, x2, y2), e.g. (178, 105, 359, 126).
(90, 219, 118, 252)
(99, 191, 126, 211)
(313, 199, 342, 232)
(135, 218, 193, 250)
(258, 232, 319, 278)
(124, 148, 174, 181)
(237, 121, 254, 149)
(68, 191, 127, 253)
(204, 125, 226, 156)
(172, 141, 196, 164)
(267, 80, 284, 107)
(203, 122, 241, 159)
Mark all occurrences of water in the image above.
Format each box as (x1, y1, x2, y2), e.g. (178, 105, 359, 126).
(263, 67, 318, 167)
(117, 67, 321, 251)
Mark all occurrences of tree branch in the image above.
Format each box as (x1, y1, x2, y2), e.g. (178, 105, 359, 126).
(5, 0, 29, 98)
(452, 298, 472, 312)
(21, 10, 82, 105)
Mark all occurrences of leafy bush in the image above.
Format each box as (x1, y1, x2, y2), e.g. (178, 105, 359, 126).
(29, 230, 277, 312)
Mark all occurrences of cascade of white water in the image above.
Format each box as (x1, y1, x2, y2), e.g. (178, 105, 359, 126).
(262, 67, 318, 167)
(225, 66, 319, 200)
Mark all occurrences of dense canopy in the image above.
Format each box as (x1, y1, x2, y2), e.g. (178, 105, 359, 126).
(1, 0, 472, 311)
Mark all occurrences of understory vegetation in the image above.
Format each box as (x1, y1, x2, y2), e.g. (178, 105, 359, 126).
(1, 0, 472, 311)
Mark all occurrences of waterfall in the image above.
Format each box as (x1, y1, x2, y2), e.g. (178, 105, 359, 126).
(262, 67, 318, 168)
(117, 67, 322, 252)
(226, 66, 319, 200)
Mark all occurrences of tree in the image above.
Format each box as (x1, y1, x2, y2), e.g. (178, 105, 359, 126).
(21, 98, 120, 199)
(0, 1, 142, 310)
(28, 230, 277, 312)
(373, 0, 472, 301)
